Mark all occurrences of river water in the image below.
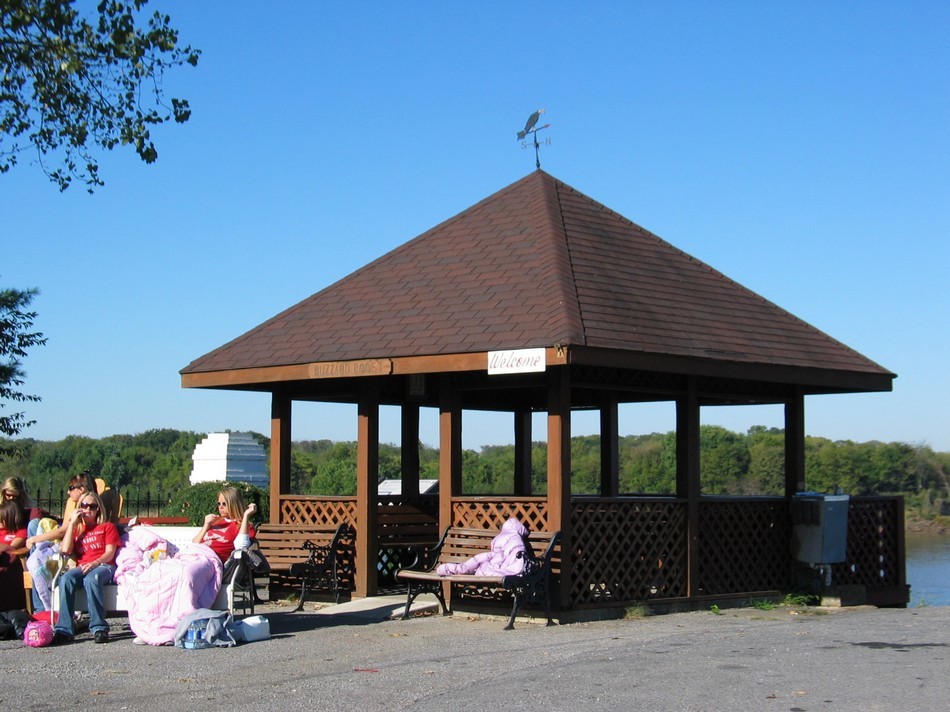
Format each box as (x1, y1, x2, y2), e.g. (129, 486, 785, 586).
(905, 534, 950, 607)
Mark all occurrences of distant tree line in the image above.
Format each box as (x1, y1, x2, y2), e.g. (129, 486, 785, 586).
(2, 426, 948, 517)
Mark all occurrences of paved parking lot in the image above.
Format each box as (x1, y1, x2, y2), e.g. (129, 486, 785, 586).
(1, 599, 947, 711)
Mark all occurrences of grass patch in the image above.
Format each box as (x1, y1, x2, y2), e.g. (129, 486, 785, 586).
(782, 592, 819, 607)
(623, 604, 650, 619)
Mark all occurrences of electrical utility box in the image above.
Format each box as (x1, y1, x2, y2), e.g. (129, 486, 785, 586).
(791, 493, 850, 565)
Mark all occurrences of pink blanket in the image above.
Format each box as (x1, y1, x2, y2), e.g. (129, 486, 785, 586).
(115, 527, 223, 645)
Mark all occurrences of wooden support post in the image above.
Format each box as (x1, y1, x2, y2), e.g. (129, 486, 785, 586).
(355, 388, 379, 598)
(547, 367, 572, 611)
(676, 378, 701, 599)
(269, 393, 292, 524)
(438, 378, 462, 531)
(600, 394, 620, 498)
(401, 403, 421, 497)
(438, 378, 462, 610)
(513, 410, 533, 495)
(785, 390, 806, 496)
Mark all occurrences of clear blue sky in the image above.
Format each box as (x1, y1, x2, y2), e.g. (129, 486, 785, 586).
(3, 1, 948, 452)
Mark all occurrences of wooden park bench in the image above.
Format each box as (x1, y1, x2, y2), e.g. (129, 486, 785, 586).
(395, 526, 560, 630)
(256, 522, 355, 610)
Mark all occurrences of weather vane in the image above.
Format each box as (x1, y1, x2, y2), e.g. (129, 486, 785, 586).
(517, 108, 551, 169)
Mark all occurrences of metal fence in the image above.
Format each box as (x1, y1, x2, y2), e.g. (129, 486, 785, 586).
(31, 482, 172, 520)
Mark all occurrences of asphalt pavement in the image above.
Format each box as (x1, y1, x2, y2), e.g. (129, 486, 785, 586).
(1, 597, 947, 711)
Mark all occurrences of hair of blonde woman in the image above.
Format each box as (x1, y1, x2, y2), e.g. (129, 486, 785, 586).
(78, 491, 107, 527)
(218, 486, 247, 521)
(1, 476, 29, 510)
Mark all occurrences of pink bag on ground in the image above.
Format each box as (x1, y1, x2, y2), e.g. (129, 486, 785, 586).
(24, 620, 55, 647)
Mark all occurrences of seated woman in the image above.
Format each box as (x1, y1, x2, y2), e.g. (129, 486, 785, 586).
(115, 486, 257, 646)
(0, 500, 28, 611)
(25, 472, 92, 612)
(52, 492, 122, 645)
(194, 486, 257, 561)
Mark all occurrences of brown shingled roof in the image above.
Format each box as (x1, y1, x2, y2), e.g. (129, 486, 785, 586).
(181, 171, 892, 383)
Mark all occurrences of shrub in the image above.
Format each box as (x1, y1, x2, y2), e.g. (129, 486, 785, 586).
(164, 480, 270, 526)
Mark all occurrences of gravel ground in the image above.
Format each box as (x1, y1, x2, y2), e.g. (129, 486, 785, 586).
(1, 600, 947, 711)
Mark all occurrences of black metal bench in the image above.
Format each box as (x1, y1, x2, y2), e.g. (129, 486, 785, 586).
(395, 526, 560, 630)
(256, 522, 354, 610)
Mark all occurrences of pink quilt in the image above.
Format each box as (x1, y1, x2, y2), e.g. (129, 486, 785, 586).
(115, 527, 223, 645)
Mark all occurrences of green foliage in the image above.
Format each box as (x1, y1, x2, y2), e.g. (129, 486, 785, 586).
(0, 0, 200, 191)
(782, 591, 819, 607)
(1, 426, 946, 512)
(0, 428, 201, 496)
(0, 284, 47, 445)
(164, 480, 270, 526)
(308, 441, 357, 495)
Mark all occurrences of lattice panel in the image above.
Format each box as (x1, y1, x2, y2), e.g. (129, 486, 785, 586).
(452, 498, 549, 533)
(697, 498, 791, 595)
(279, 496, 356, 526)
(830, 497, 903, 591)
(571, 498, 688, 606)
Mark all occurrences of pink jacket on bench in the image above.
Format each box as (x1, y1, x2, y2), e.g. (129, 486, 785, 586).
(436, 518, 528, 577)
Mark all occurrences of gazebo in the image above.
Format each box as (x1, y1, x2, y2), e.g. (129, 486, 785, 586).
(181, 171, 905, 616)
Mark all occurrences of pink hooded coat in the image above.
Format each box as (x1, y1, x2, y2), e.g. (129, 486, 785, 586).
(436, 518, 528, 577)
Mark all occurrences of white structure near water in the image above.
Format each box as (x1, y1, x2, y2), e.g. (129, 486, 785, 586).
(189, 432, 269, 489)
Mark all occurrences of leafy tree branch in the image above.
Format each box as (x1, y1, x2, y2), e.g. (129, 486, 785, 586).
(0, 283, 47, 442)
(0, 0, 200, 191)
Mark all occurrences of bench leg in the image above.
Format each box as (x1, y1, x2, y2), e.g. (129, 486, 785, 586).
(504, 593, 522, 631)
(401, 582, 449, 620)
(543, 581, 555, 626)
(293, 578, 309, 612)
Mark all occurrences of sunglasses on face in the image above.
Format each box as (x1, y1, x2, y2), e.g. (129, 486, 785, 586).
(216, 502, 227, 508)
(68, 485, 83, 492)
(80, 502, 99, 510)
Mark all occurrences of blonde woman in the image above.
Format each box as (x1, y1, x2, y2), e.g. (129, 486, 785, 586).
(52, 491, 121, 645)
(192, 486, 257, 561)
(1, 476, 32, 518)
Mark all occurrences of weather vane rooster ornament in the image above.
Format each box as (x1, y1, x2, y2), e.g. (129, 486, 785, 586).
(517, 108, 550, 169)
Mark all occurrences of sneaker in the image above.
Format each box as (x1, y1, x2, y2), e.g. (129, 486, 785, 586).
(132, 636, 147, 645)
(51, 632, 73, 646)
(93, 630, 109, 644)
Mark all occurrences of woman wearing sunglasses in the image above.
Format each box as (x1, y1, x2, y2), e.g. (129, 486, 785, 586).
(192, 486, 257, 562)
(25, 472, 93, 612)
(117, 486, 256, 645)
(52, 491, 122, 645)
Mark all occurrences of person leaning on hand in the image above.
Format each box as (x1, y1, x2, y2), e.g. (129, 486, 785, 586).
(192, 486, 257, 562)
(52, 491, 122, 645)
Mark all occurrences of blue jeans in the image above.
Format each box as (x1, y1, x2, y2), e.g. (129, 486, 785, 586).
(54, 564, 116, 636)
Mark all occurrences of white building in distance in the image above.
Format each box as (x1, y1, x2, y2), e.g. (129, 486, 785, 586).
(190, 432, 268, 489)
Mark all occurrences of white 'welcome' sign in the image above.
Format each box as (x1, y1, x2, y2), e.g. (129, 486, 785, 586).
(487, 348, 546, 375)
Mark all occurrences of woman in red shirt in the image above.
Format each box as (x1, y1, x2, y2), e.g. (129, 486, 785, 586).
(0, 500, 28, 610)
(193, 486, 257, 561)
(52, 491, 122, 645)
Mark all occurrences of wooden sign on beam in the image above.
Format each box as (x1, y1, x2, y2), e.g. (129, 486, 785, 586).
(308, 359, 392, 379)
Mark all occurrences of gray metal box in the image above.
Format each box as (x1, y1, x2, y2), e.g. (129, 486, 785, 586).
(791, 493, 850, 565)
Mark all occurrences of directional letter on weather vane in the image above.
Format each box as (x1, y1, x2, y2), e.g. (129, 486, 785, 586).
(517, 108, 551, 169)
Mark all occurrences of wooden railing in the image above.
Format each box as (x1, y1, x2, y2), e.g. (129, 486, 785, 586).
(273, 493, 907, 609)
